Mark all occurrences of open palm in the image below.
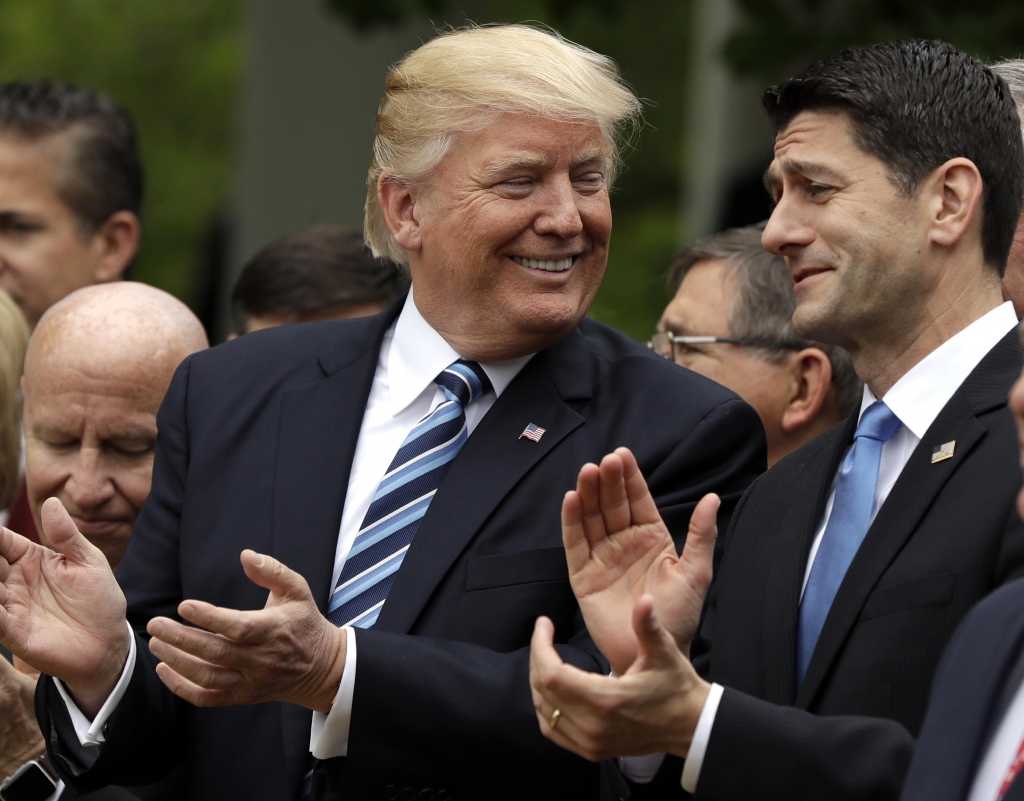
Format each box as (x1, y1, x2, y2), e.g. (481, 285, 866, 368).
(563, 448, 718, 675)
(0, 498, 128, 692)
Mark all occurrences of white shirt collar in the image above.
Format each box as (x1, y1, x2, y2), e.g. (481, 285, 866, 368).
(387, 289, 535, 417)
(861, 301, 1018, 438)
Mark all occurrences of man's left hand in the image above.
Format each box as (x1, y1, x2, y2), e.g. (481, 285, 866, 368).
(147, 550, 345, 713)
(529, 595, 710, 762)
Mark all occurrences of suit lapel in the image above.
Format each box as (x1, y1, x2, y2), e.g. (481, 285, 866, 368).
(760, 418, 854, 705)
(796, 329, 1021, 708)
(271, 304, 400, 791)
(373, 331, 591, 634)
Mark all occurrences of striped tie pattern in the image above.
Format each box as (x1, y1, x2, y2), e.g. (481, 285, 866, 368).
(326, 359, 491, 629)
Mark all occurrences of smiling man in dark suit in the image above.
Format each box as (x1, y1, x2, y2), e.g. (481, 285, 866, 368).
(0, 24, 764, 801)
(530, 39, 1024, 801)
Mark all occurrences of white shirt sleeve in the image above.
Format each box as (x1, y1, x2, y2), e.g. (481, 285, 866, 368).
(53, 620, 137, 746)
(310, 626, 357, 759)
(680, 682, 724, 793)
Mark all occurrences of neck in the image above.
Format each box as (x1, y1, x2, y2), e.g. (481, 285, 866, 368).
(850, 275, 1002, 398)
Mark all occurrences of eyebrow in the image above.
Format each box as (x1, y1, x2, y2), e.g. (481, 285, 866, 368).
(483, 146, 613, 177)
(764, 159, 846, 191)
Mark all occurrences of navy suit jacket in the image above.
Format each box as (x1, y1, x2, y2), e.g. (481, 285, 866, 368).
(902, 577, 1024, 801)
(36, 301, 765, 801)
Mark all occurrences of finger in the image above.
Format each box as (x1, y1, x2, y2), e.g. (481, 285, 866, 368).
(561, 491, 592, 576)
(154, 662, 235, 708)
(239, 551, 313, 603)
(574, 462, 608, 548)
(149, 637, 242, 691)
(0, 526, 30, 567)
(629, 595, 682, 673)
(148, 617, 244, 667)
(598, 452, 632, 533)
(176, 600, 268, 644)
(616, 447, 664, 526)
(675, 493, 720, 595)
(39, 499, 105, 566)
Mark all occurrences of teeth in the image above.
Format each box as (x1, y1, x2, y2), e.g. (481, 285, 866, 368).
(510, 256, 573, 272)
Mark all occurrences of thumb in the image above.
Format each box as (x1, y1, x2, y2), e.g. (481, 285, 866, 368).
(676, 493, 720, 596)
(240, 550, 311, 602)
(40, 498, 105, 566)
(629, 595, 682, 673)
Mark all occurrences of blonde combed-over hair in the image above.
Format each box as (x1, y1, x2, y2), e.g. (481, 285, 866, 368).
(0, 289, 28, 511)
(365, 23, 643, 264)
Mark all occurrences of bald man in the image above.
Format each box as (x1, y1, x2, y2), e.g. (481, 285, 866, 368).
(0, 282, 206, 799)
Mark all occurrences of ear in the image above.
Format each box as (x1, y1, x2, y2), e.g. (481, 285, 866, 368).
(92, 210, 141, 282)
(378, 173, 424, 255)
(924, 157, 984, 251)
(780, 347, 833, 433)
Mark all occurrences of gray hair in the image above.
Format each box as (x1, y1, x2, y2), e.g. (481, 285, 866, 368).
(669, 223, 862, 418)
(991, 59, 1024, 139)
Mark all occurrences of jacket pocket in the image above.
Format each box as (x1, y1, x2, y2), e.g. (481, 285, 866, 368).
(465, 547, 570, 590)
(860, 573, 957, 621)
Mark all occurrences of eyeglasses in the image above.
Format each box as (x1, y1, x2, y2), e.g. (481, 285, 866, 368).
(648, 331, 807, 362)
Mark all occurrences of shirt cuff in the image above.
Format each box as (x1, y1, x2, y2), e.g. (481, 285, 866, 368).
(681, 682, 724, 793)
(310, 626, 356, 759)
(54, 620, 137, 747)
(619, 753, 667, 784)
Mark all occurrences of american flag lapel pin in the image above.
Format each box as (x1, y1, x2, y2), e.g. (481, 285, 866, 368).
(931, 440, 955, 464)
(519, 423, 546, 443)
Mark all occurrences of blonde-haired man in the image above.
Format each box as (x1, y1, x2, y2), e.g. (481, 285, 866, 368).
(0, 25, 763, 800)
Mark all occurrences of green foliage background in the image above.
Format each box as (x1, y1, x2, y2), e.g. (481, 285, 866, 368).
(0, 0, 243, 304)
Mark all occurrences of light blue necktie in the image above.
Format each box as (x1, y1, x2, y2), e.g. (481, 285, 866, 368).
(326, 358, 491, 629)
(303, 359, 491, 798)
(796, 400, 902, 688)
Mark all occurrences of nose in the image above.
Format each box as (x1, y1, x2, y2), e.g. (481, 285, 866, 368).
(64, 447, 115, 510)
(534, 174, 584, 239)
(761, 193, 815, 257)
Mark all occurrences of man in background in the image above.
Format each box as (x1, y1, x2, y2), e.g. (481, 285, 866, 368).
(0, 282, 206, 799)
(229, 226, 406, 337)
(654, 223, 859, 466)
(0, 81, 142, 329)
(992, 60, 1024, 317)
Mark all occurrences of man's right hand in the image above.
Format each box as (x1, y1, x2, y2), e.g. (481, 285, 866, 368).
(563, 448, 719, 675)
(0, 497, 130, 717)
(0, 656, 44, 782)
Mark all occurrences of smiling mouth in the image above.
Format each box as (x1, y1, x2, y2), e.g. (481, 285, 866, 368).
(510, 255, 575, 273)
(792, 266, 833, 285)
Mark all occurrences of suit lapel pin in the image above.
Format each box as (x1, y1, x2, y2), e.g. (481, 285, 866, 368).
(519, 423, 546, 442)
(931, 440, 955, 464)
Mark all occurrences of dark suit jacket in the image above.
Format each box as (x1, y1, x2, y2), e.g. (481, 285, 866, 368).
(901, 577, 1024, 801)
(629, 327, 1024, 801)
(37, 302, 765, 801)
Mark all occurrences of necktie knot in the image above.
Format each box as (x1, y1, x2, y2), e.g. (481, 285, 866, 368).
(436, 359, 491, 407)
(854, 401, 902, 444)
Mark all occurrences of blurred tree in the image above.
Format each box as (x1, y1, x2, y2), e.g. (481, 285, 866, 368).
(725, 0, 1024, 82)
(325, 0, 692, 341)
(0, 0, 243, 305)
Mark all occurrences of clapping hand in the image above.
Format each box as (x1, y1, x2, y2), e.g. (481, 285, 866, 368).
(563, 447, 719, 675)
(147, 550, 346, 713)
(0, 498, 131, 716)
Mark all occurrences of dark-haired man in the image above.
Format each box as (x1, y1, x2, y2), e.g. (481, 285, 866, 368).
(0, 81, 142, 328)
(530, 39, 1024, 800)
(653, 223, 860, 467)
(229, 226, 407, 336)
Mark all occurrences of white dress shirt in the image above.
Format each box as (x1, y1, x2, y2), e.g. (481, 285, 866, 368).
(621, 301, 1019, 790)
(58, 290, 534, 762)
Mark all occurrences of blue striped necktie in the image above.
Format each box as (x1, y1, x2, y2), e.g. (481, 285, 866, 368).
(796, 400, 902, 688)
(326, 359, 492, 629)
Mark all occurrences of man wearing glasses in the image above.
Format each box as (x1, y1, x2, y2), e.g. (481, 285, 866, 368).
(651, 223, 861, 466)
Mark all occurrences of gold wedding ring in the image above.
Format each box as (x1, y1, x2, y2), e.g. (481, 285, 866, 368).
(549, 708, 562, 729)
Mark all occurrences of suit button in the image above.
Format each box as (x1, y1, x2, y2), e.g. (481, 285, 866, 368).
(418, 790, 435, 801)
(400, 788, 416, 801)
(383, 786, 399, 801)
